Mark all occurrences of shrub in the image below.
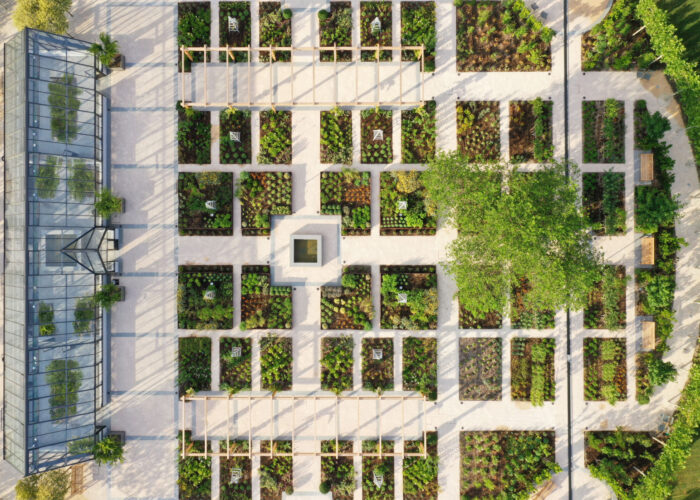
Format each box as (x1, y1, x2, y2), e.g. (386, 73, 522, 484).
(38, 302, 56, 336)
(635, 185, 681, 234)
(93, 435, 125, 466)
(94, 283, 123, 310)
(73, 297, 95, 334)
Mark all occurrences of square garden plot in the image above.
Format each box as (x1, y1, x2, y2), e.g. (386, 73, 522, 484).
(401, 2, 436, 72)
(258, 110, 292, 164)
(240, 265, 292, 329)
(403, 431, 439, 500)
(511, 338, 555, 405)
(220, 109, 252, 164)
(321, 108, 353, 165)
(456, 1, 553, 72)
(260, 335, 293, 392)
(380, 265, 437, 329)
(321, 266, 373, 330)
(260, 441, 293, 499)
(220, 337, 251, 394)
(319, 2, 352, 62)
(583, 338, 626, 404)
(259, 2, 292, 63)
(456, 101, 500, 162)
(321, 336, 354, 394)
(585, 265, 627, 330)
(511, 278, 555, 329)
(220, 440, 252, 499)
(380, 172, 436, 235)
(402, 101, 436, 163)
(509, 99, 554, 162)
(219, 2, 251, 62)
(460, 431, 559, 498)
(178, 431, 211, 499)
(402, 337, 437, 400)
(583, 171, 626, 235)
(178, 265, 233, 329)
(178, 3, 211, 72)
(178, 172, 233, 235)
(362, 441, 394, 498)
(361, 109, 392, 163)
(460, 302, 503, 329)
(238, 171, 292, 236)
(177, 103, 210, 164)
(360, 2, 392, 61)
(178, 337, 211, 396)
(320, 440, 354, 498)
(362, 338, 393, 392)
(459, 338, 501, 400)
(583, 99, 625, 163)
(320, 170, 371, 236)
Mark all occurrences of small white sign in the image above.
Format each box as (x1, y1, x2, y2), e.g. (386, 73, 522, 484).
(204, 290, 216, 300)
(372, 349, 383, 360)
(373, 470, 384, 488)
(397, 200, 408, 210)
(229, 467, 242, 484)
(397, 293, 408, 304)
(229, 131, 241, 142)
(228, 16, 239, 33)
(205, 200, 217, 210)
(231, 346, 242, 357)
(373, 129, 383, 141)
(371, 17, 381, 34)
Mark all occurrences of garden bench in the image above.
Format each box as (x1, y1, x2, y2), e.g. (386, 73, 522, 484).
(640, 153, 654, 182)
(642, 321, 656, 351)
(641, 236, 655, 265)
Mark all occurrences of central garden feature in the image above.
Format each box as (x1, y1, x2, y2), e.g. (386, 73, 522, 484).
(291, 235, 322, 266)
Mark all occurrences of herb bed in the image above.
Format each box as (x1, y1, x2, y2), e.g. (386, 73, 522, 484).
(380, 265, 437, 330)
(456, 101, 500, 162)
(459, 303, 502, 329)
(220, 440, 252, 499)
(361, 109, 392, 164)
(511, 278, 555, 329)
(240, 265, 292, 330)
(321, 336, 354, 394)
(320, 440, 354, 499)
(459, 338, 502, 400)
(401, 2, 436, 72)
(220, 109, 251, 164)
(320, 171, 371, 236)
(456, 0, 553, 72)
(177, 102, 211, 164)
(583, 99, 625, 163)
(178, 431, 211, 500)
(509, 99, 553, 162)
(511, 338, 555, 405)
(583, 172, 626, 235)
(362, 338, 394, 393)
(219, 2, 251, 62)
(380, 172, 436, 236)
(178, 338, 211, 396)
(220, 338, 251, 394)
(321, 108, 353, 164)
(403, 432, 438, 500)
(321, 266, 373, 329)
(402, 338, 437, 400)
(319, 2, 352, 62)
(402, 101, 436, 163)
(260, 441, 293, 499)
(362, 440, 394, 500)
(258, 110, 292, 164)
(178, 265, 234, 329)
(238, 172, 292, 236)
(583, 338, 627, 404)
(259, 2, 291, 62)
(361, 2, 392, 61)
(585, 265, 627, 330)
(178, 3, 211, 72)
(178, 172, 233, 235)
(260, 336, 292, 392)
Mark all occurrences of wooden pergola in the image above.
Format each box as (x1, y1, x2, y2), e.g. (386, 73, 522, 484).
(179, 45, 426, 109)
(180, 392, 429, 459)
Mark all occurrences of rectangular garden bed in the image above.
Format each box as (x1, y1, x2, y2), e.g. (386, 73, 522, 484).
(259, 2, 291, 62)
(260, 440, 293, 500)
(456, 1, 553, 72)
(219, 2, 251, 62)
(459, 303, 502, 329)
(509, 99, 553, 162)
(362, 338, 394, 392)
(238, 171, 292, 236)
(321, 108, 353, 165)
(583, 171, 626, 235)
(240, 265, 292, 329)
(220, 109, 251, 164)
(380, 172, 436, 235)
(511, 278, 555, 329)
(321, 266, 373, 329)
(321, 336, 354, 394)
(319, 2, 352, 62)
(361, 109, 392, 163)
(220, 440, 252, 500)
(403, 431, 438, 500)
(401, 2, 436, 72)
(320, 440, 354, 499)
(178, 2, 211, 72)
(362, 440, 394, 499)
(380, 265, 437, 329)
(220, 337, 251, 394)
(178, 172, 233, 235)
(258, 110, 292, 164)
(361, 2, 392, 61)
(320, 170, 371, 236)
(177, 102, 210, 164)
(460, 431, 559, 498)
(585, 265, 627, 330)
(583, 338, 626, 404)
(456, 101, 500, 161)
(510, 338, 555, 405)
(260, 335, 293, 392)
(583, 99, 625, 163)
(178, 431, 211, 500)
(178, 265, 234, 329)
(401, 101, 436, 163)
(402, 338, 437, 400)
(459, 338, 501, 400)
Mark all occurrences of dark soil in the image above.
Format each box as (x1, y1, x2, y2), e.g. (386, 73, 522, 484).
(362, 338, 394, 392)
(219, 1, 251, 62)
(459, 338, 502, 400)
(459, 305, 502, 329)
(220, 110, 251, 164)
(456, 101, 500, 161)
(510, 338, 555, 401)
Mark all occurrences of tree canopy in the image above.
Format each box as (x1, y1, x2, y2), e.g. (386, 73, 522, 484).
(422, 152, 602, 318)
(15, 469, 70, 500)
(14, 0, 72, 34)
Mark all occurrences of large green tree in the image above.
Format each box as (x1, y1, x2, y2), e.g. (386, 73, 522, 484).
(13, 0, 72, 34)
(15, 469, 70, 500)
(422, 152, 602, 317)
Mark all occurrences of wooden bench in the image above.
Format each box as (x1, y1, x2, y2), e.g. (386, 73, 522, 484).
(641, 236, 655, 265)
(642, 321, 656, 351)
(640, 153, 654, 182)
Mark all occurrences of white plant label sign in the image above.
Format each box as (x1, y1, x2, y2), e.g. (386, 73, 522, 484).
(371, 17, 381, 34)
(230, 467, 242, 484)
(230, 131, 241, 142)
(205, 200, 217, 210)
(228, 16, 239, 32)
(373, 129, 383, 141)
(204, 290, 216, 300)
(397, 200, 408, 210)
(231, 346, 242, 357)
(397, 293, 408, 304)
(372, 349, 383, 360)
(373, 470, 384, 488)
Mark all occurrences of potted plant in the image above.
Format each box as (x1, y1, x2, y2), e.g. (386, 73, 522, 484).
(92, 434, 125, 466)
(94, 282, 125, 310)
(95, 188, 124, 219)
(89, 33, 125, 71)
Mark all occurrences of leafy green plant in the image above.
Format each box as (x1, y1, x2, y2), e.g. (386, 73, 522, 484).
(220, 441, 252, 499)
(634, 100, 671, 149)
(380, 266, 438, 329)
(89, 32, 120, 67)
(48, 74, 80, 143)
(511, 338, 555, 406)
(95, 188, 123, 219)
(219, 2, 251, 62)
(583, 100, 625, 163)
(15, 469, 70, 500)
(361, 2, 392, 61)
(380, 171, 436, 235)
(178, 172, 233, 235)
(261, 336, 293, 392)
(36, 156, 61, 199)
(178, 3, 211, 72)
(237, 171, 292, 235)
(583, 338, 626, 404)
(260, 440, 293, 497)
(635, 185, 681, 234)
(362, 441, 394, 500)
(93, 435, 125, 466)
(240, 266, 292, 329)
(47, 359, 82, 419)
(361, 108, 392, 163)
(259, 2, 292, 62)
(404, 433, 438, 499)
(178, 337, 211, 396)
(457, 101, 500, 161)
(402, 101, 436, 163)
(320, 171, 372, 235)
(362, 338, 393, 392)
(401, 2, 436, 72)
(73, 296, 95, 334)
(321, 266, 373, 328)
(320, 440, 355, 498)
(177, 265, 234, 329)
(38, 302, 56, 336)
(220, 338, 251, 394)
(403, 338, 437, 400)
(177, 101, 211, 164)
(321, 336, 354, 394)
(178, 431, 211, 500)
(319, 2, 352, 62)
(220, 108, 252, 164)
(94, 283, 123, 310)
(584, 266, 627, 329)
(321, 108, 353, 164)
(258, 110, 292, 164)
(67, 159, 94, 202)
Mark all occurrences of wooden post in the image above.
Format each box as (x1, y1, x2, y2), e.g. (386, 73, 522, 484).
(204, 397, 208, 456)
(247, 46, 252, 106)
(226, 393, 231, 458)
(226, 45, 230, 107)
(248, 395, 252, 459)
(181, 397, 186, 458)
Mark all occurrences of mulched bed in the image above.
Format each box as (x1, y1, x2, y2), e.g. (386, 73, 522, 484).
(510, 338, 555, 403)
(321, 336, 354, 393)
(220, 109, 252, 164)
(220, 440, 252, 500)
(361, 109, 393, 164)
(401, 101, 436, 163)
(361, 1, 393, 61)
(402, 337, 437, 400)
(362, 440, 394, 499)
(219, 1, 251, 62)
(582, 99, 625, 163)
(259, 2, 291, 62)
(379, 171, 436, 236)
(178, 431, 211, 500)
(380, 265, 438, 329)
(321, 440, 354, 500)
(459, 338, 502, 400)
(177, 103, 210, 164)
(319, 2, 352, 62)
(584, 265, 627, 330)
(178, 337, 211, 396)
(177, 265, 234, 329)
(260, 336, 293, 392)
(583, 338, 627, 403)
(320, 108, 353, 164)
(511, 278, 555, 329)
(403, 431, 438, 500)
(320, 171, 371, 236)
(178, 2, 211, 72)
(509, 99, 553, 162)
(401, 2, 436, 72)
(178, 172, 233, 235)
(321, 266, 373, 329)
(362, 338, 394, 392)
(456, 101, 500, 161)
(240, 265, 292, 330)
(219, 338, 251, 394)
(583, 172, 625, 236)
(258, 110, 292, 164)
(260, 440, 293, 500)
(459, 304, 502, 329)
(239, 171, 292, 236)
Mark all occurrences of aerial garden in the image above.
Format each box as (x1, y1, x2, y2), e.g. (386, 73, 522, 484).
(219, 1, 250, 62)
(240, 266, 292, 330)
(177, 265, 234, 329)
(509, 98, 553, 162)
(259, 2, 292, 62)
(510, 338, 555, 406)
(220, 108, 251, 164)
(321, 266, 373, 329)
(320, 170, 371, 236)
(360, 1, 392, 61)
(178, 172, 233, 235)
(459, 338, 502, 401)
(456, 101, 500, 161)
(380, 266, 438, 329)
(379, 172, 436, 235)
(237, 171, 292, 236)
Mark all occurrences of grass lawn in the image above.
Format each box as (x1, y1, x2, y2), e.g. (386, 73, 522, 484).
(657, 0, 700, 66)
(670, 433, 700, 499)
